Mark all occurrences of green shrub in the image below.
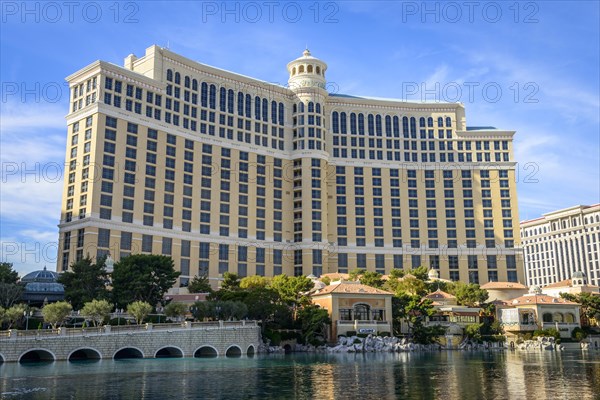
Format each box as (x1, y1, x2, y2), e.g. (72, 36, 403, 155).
(357, 333, 369, 338)
(378, 331, 391, 337)
(353, 338, 362, 344)
(345, 331, 356, 337)
(571, 327, 588, 342)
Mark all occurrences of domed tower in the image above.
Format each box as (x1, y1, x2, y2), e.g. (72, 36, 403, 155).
(286, 50, 330, 277)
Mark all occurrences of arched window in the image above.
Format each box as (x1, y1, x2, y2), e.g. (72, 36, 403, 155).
(201, 82, 208, 107)
(564, 313, 575, 324)
(245, 94, 251, 117)
(208, 85, 216, 109)
(315, 103, 321, 114)
(542, 313, 553, 323)
(298, 102, 304, 113)
(350, 113, 357, 134)
(308, 102, 314, 113)
(340, 112, 347, 134)
(427, 117, 433, 127)
(553, 312, 563, 323)
(299, 65, 305, 73)
(278, 103, 284, 126)
(166, 69, 173, 82)
(393, 116, 400, 137)
(271, 101, 277, 124)
(353, 304, 370, 320)
(255, 96, 261, 120)
(219, 87, 226, 112)
(227, 89, 234, 113)
(174, 72, 181, 85)
(316, 66, 321, 74)
(184, 76, 190, 88)
(402, 116, 409, 137)
(410, 117, 417, 137)
(237, 92, 244, 115)
(358, 114, 365, 135)
(292, 67, 296, 76)
(419, 117, 426, 127)
(293, 104, 297, 113)
(192, 79, 198, 91)
(332, 111, 339, 134)
(375, 115, 382, 136)
(437, 117, 443, 127)
(307, 65, 313, 73)
(262, 98, 268, 121)
(385, 116, 392, 137)
(367, 114, 374, 135)
(446, 117, 452, 127)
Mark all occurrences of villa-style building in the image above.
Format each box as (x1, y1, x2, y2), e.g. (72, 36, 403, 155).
(422, 289, 481, 347)
(497, 286, 581, 339)
(311, 280, 393, 340)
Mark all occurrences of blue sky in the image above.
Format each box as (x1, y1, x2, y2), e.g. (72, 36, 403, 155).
(1, 1, 599, 276)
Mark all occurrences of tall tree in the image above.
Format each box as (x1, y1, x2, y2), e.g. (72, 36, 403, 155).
(561, 292, 600, 326)
(297, 304, 331, 344)
(0, 282, 23, 308)
(42, 301, 73, 329)
(187, 275, 213, 294)
(0, 262, 22, 308)
(81, 299, 112, 327)
(240, 275, 270, 289)
(111, 254, 180, 308)
(127, 301, 152, 325)
(448, 282, 489, 307)
(270, 275, 314, 307)
(220, 272, 241, 291)
(0, 262, 19, 284)
(58, 256, 109, 310)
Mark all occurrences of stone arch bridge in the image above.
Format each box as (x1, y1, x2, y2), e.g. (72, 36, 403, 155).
(0, 321, 260, 363)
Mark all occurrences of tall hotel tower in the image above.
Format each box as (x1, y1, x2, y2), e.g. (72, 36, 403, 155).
(57, 45, 524, 287)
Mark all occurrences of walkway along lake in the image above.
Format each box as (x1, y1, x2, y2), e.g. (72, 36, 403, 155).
(1, 351, 599, 399)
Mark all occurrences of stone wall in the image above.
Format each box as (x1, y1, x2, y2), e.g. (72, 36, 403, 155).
(0, 323, 261, 362)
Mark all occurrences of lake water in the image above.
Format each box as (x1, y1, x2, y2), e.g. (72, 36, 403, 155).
(1, 351, 599, 399)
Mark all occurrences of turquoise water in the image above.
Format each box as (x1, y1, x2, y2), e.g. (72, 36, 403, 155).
(1, 351, 599, 399)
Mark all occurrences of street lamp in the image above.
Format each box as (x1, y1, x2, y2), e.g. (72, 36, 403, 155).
(23, 310, 33, 330)
(157, 305, 164, 324)
(114, 305, 121, 326)
(215, 306, 222, 321)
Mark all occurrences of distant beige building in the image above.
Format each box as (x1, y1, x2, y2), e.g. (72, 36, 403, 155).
(521, 204, 600, 287)
(57, 45, 524, 289)
(480, 281, 529, 302)
(541, 271, 600, 298)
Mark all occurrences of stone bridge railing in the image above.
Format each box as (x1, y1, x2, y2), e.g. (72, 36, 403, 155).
(0, 321, 261, 363)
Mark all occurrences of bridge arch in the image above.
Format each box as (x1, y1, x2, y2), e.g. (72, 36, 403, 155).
(0, 353, 4, 363)
(19, 348, 56, 363)
(113, 346, 144, 360)
(155, 346, 184, 358)
(246, 345, 255, 357)
(225, 345, 242, 358)
(194, 345, 218, 358)
(68, 347, 102, 362)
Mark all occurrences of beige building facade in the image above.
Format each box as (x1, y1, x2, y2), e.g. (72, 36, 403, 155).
(57, 45, 524, 288)
(521, 204, 600, 287)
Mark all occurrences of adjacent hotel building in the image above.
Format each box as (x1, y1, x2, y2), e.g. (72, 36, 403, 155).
(521, 204, 600, 287)
(57, 45, 524, 287)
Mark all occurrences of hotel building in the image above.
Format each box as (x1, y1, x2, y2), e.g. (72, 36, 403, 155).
(521, 204, 600, 287)
(57, 45, 524, 287)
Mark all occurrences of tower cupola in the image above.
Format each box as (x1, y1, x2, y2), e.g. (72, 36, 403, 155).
(287, 49, 327, 92)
